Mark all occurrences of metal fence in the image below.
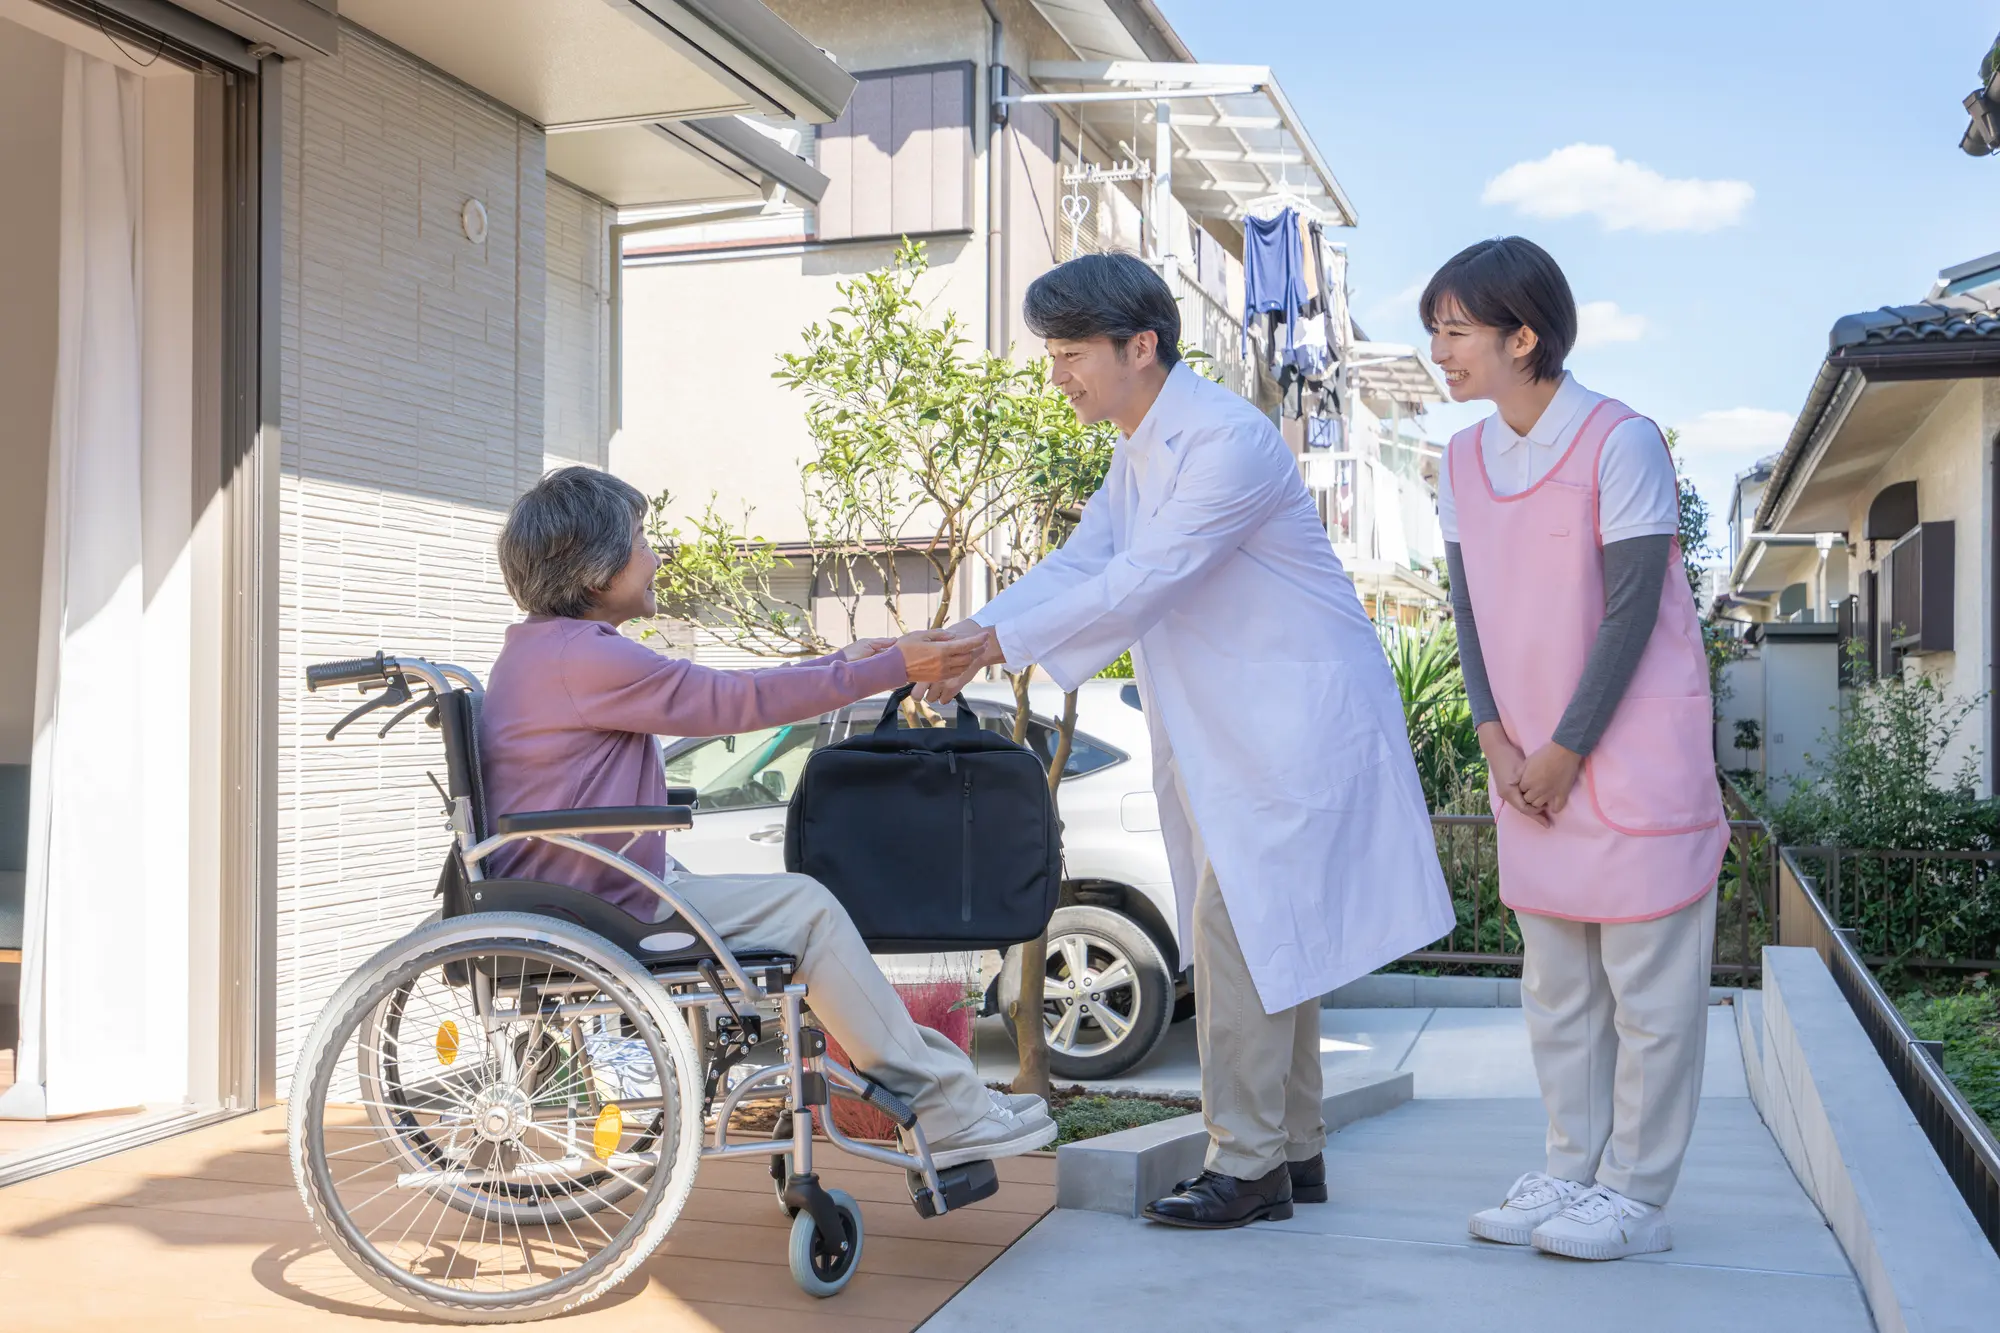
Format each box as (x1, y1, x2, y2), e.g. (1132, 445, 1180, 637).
(1410, 814, 1773, 982)
(1788, 845, 2000, 971)
(1774, 846, 2000, 1255)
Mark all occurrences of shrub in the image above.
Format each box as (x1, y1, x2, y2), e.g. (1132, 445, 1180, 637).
(1382, 624, 1485, 810)
(1898, 980, 2000, 1135)
(821, 979, 974, 1140)
(1766, 668, 2000, 961)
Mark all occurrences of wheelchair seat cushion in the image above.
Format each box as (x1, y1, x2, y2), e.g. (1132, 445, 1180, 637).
(459, 876, 795, 974)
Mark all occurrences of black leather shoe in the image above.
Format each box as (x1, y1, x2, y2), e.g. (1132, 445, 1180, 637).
(1143, 1165, 1294, 1229)
(1172, 1155, 1327, 1204)
(1287, 1153, 1328, 1204)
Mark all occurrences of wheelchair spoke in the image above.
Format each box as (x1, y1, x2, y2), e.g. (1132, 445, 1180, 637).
(304, 935, 699, 1305)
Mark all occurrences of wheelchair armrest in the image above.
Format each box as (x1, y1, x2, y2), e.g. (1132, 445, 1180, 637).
(666, 786, 698, 808)
(495, 806, 695, 836)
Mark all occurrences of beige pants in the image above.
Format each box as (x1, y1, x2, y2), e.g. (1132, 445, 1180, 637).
(1193, 860, 1327, 1178)
(671, 871, 993, 1140)
(1516, 890, 1717, 1206)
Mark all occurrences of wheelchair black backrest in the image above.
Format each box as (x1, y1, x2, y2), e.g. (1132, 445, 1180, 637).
(435, 688, 491, 844)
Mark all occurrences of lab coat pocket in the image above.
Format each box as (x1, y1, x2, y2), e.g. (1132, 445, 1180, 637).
(1236, 662, 1391, 810)
(1585, 694, 1721, 835)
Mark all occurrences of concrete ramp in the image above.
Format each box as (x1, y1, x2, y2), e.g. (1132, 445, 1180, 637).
(928, 1004, 1874, 1333)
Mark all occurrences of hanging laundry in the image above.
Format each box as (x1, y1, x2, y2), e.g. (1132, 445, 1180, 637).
(1242, 208, 1310, 356)
(1285, 295, 1333, 378)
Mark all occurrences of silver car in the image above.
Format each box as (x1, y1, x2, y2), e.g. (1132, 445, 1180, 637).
(659, 678, 1187, 1078)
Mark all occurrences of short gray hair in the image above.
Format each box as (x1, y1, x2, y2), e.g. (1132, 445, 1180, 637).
(498, 467, 648, 618)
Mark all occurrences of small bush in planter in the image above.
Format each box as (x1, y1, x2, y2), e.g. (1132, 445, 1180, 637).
(820, 979, 975, 1141)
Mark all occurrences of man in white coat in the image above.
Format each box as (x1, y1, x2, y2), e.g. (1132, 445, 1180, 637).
(928, 254, 1455, 1228)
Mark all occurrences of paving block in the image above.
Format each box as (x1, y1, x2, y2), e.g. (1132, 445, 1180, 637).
(1054, 1070, 1412, 1216)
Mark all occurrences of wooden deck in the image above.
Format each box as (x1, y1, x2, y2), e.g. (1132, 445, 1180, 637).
(0, 1106, 1054, 1330)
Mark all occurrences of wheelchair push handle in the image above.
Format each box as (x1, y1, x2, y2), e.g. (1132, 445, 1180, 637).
(306, 654, 388, 691)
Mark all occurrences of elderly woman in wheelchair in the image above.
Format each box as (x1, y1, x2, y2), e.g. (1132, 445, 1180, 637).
(288, 468, 1054, 1322)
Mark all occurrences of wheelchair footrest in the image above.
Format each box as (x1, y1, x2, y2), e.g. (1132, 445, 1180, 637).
(911, 1159, 1000, 1219)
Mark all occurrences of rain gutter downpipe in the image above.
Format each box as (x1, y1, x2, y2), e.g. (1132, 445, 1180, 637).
(982, 0, 1007, 358)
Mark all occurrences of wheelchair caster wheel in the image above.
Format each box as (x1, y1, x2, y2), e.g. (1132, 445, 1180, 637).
(788, 1187, 863, 1297)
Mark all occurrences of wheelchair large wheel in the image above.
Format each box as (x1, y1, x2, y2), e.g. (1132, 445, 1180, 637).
(289, 913, 702, 1323)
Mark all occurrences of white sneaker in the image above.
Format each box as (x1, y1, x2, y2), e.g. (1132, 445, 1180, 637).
(1531, 1185, 1672, 1260)
(989, 1089, 1052, 1122)
(929, 1106, 1058, 1169)
(1468, 1171, 1585, 1245)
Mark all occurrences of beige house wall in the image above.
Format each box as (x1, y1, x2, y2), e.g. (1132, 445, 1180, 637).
(1840, 379, 1994, 789)
(545, 178, 616, 472)
(617, 234, 982, 544)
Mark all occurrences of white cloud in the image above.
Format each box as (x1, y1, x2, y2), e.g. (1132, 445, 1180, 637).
(1672, 407, 1796, 457)
(1482, 144, 1753, 232)
(1575, 300, 1648, 349)
(1365, 277, 1430, 321)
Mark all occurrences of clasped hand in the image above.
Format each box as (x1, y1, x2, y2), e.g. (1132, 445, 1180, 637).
(1477, 723, 1583, 826)
(840, 625, 1000, 691)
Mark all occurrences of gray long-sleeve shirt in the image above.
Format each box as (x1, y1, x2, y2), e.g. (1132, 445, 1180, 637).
(1445, 535, 1673, 757)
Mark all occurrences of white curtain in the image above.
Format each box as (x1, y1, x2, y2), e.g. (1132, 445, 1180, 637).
(0, 51, 148, 1120)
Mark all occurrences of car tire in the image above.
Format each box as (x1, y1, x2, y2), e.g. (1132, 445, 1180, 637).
(1002, 906, 1175, 1081)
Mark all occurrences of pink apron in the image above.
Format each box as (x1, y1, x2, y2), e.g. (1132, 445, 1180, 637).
(1451, 400, 1727, 923)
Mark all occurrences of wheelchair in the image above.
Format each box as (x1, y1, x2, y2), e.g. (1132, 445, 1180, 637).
(288, 653, 1007, 1323)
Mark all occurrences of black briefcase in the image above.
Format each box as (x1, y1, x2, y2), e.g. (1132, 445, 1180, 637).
(783, 685, 1062, 951)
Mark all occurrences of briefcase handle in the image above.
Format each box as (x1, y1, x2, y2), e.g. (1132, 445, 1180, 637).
(875, 684, 982, 734)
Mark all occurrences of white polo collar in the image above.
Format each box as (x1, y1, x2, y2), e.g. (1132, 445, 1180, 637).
(1489, 372, 1588, 455)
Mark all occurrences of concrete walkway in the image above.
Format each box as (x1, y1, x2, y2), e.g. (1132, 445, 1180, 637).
(940, 1003, 1874, 1332)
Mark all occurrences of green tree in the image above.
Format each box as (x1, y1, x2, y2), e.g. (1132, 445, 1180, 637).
(1666, 426, 1742, 704)
(652, 239, 1045, 648)
(649, 239, 1122, 1100)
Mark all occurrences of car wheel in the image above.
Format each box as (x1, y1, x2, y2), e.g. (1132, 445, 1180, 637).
(1002, 905, 1174, 1081)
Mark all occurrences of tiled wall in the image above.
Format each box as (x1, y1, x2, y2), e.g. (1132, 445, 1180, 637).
(274, 26, 605, 1087)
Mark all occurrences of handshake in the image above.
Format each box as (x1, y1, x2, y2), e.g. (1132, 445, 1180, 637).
(838, 622, 1005, 702)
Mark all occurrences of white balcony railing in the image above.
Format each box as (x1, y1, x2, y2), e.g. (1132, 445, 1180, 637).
(1167, 262, 1256, 401)
(1301, 450, 1442, 576)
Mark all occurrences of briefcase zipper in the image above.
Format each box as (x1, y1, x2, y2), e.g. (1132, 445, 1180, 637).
(959, 766, 974, 923)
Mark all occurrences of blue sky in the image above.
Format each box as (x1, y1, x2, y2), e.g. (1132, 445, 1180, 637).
(1155, 0, 2000, 531)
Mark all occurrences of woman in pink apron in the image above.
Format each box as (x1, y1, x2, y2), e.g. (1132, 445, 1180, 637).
(1423, 238, 1728, 1261)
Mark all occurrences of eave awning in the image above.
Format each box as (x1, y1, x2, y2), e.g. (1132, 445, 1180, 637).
(1348, 342, 1446, 406)
(549, 116, 829, 209)
(1022, 60, 1356, 227)
(340, 0, 855, 128)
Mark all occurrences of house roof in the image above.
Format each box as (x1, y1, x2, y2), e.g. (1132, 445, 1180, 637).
(1828, 292, 2000, 352)
(1753, 277, 2000, 532)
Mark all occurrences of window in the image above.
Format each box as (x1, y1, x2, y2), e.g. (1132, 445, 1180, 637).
(814, 63, 973, 242)
(1883, 521, 1954, 657)
(975, 714, 1122, 779)
(663, 721, 831, 810)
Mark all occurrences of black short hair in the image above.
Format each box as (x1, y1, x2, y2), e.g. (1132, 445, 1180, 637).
(1022, 253, 1181, 368)
(1419, 237, 1576, 383)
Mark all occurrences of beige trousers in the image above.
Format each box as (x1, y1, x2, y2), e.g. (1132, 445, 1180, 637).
(1516, 890, 1717, 1206)
(1193, 860, 1327, 1178)
(670, 871, 993, 1140)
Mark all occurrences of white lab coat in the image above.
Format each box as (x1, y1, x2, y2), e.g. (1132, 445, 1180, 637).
(976, 365, 1454, 1014)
